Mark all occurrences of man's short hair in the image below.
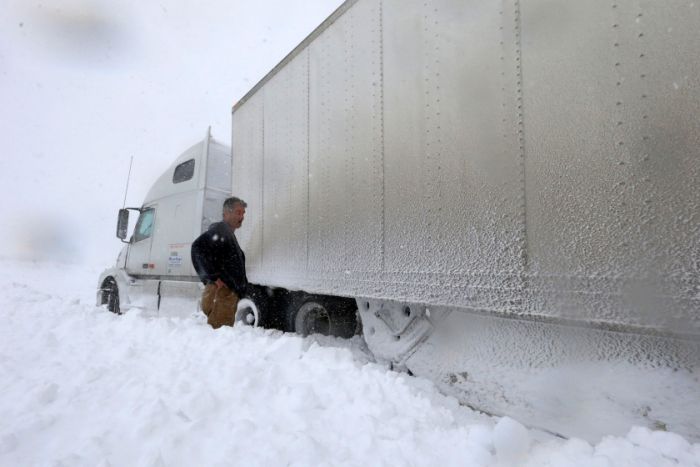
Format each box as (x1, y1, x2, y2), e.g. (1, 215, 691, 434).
(223, 196, 247, 213)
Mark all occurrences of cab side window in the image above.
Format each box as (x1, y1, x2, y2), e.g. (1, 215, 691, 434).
(173, 159, 195, 183)
(133, 208, 155, 243)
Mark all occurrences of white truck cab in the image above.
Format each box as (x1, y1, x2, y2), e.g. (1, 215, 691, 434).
(97, 129, 231, 315)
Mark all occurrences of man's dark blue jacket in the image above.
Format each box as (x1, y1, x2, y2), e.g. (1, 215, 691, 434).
(191, 221, 248, 296)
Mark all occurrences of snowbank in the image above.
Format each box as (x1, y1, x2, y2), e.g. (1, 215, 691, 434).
(0, 260, 698, 466)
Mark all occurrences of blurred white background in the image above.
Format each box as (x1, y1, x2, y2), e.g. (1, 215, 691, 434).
(0, 0, 343, 266)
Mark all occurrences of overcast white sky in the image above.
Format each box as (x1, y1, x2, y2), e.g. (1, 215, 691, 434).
(0, 0, 344, 266)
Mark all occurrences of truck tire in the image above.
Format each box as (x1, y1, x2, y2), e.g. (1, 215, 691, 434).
(100, 277, 120, 314)
(287, 295, 357, 338)
(235, 287, 271, 328)
(235, 298, 262, 327)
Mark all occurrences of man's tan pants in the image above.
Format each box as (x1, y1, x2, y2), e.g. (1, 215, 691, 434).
(201, 284, 239, 329)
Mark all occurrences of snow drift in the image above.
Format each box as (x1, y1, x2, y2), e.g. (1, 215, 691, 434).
(0, 260, 698, 466)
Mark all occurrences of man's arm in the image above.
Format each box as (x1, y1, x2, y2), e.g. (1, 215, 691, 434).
(218, 251, 247, 296)
(191, 233, 214, 284)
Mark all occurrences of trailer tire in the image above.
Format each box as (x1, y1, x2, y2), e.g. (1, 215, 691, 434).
(235, 287, 271, 328)
(287, 295, 357, 338)
(235, 298, 262, 327)
(100, 277, 120, 315)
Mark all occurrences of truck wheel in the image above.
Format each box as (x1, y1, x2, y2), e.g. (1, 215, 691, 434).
(235, 287, 270, 328)
(287, 295, 357, 338)
(235, 298, 263, 327)
(100, 278, 120, 314)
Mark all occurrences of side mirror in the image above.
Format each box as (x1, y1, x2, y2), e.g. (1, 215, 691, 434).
(117, 209, 129, 240)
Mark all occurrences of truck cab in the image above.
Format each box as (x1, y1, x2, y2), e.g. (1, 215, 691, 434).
(98, 129, 231, 315)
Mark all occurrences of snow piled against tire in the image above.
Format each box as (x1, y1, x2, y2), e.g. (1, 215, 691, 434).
(0, 260, 699, 466)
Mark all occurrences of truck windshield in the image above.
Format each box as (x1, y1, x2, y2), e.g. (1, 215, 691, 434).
(133, 208, 155, 242)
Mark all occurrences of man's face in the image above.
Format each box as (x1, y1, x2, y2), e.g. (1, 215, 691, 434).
(224, 204, 246, 230)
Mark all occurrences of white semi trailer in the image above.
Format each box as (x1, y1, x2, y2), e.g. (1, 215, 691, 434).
(99, 0, 700, 442)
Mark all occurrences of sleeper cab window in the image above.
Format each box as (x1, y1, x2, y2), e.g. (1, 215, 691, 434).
(133, 208, 155, 243)
(173, 159, 195, 184)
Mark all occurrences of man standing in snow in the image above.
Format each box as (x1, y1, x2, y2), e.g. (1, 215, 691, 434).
(191, 197, 248, 329)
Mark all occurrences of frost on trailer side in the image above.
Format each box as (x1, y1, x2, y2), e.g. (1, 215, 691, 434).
(232, 0, 700, 441)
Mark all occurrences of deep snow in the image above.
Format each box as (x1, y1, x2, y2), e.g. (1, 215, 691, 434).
(1, 259, 699, 466)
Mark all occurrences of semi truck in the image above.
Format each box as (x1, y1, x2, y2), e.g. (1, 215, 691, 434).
(98, 0, 700, 442)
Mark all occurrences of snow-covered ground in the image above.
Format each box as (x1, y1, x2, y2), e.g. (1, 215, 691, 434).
(1, 259, 699, 466)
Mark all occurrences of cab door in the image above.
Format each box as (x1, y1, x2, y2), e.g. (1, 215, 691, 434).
(125, 206, 157, 276)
